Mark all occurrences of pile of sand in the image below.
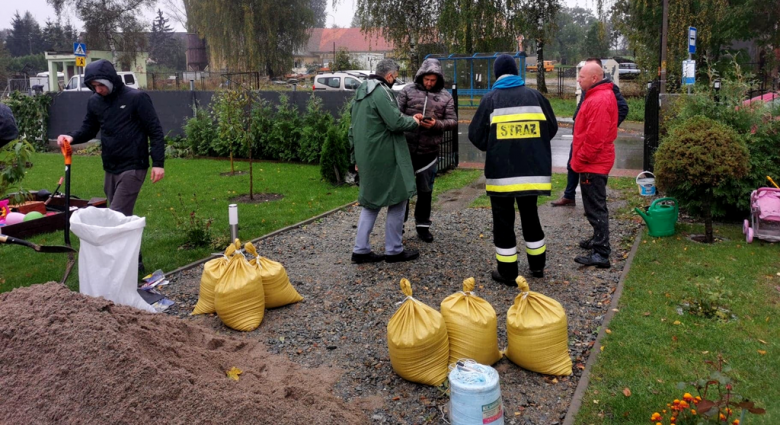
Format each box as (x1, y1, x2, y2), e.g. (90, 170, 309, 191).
(0, 283, 365, 424)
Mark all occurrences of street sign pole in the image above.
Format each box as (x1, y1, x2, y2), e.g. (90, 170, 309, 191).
(687, 27, 696, 94)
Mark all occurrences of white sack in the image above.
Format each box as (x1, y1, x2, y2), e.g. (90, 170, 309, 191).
(70, 207, 155, 313)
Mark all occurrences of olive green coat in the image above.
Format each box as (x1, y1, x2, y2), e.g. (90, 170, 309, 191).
(349, 79, 419, 209)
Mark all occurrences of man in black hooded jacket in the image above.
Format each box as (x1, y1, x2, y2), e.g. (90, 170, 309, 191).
(57, 59, 165, 271)
(0, 103, 19, 149)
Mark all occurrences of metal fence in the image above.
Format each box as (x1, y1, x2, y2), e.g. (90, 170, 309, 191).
(148, 71, 262, 91)
(436, 85, 459, 174)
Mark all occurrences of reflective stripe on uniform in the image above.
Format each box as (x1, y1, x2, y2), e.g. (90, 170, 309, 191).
(490, 106, 547, 124)
(486, 176, 552, 193)
(526, 238, 546, 256)
(495, 246, 517, 263)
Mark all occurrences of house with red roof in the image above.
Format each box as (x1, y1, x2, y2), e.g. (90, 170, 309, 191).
(294, 28, 396, 73)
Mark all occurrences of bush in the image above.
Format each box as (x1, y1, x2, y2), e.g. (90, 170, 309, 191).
(655, 116, 749, 242)
(320, 103, 351, 185)
(661, 66, 778, 218)
(299, 96, 333, 163)
(0, 140, 35, 202)
(184, 106, 217, 156)
(2, 92, 51, 151)
(248, 98, 274, 159)
(266, 94, 302, 161)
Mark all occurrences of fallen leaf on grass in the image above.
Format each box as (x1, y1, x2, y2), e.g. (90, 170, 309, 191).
(623, 388, 632, 397)
(226, 367, 242, 381)
(593, 400, 599, 404)
(758, 339, 767, 344)
(702, 351, 709, 355)
(757, 350, 767, 355)
(600, 346, 604, 352)
(673, 320, 681, 325)
(605, 329, 612, 334)
(643, 312, 651, 316)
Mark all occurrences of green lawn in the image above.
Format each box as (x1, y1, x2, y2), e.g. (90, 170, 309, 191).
(575, 223, 780, 424)
(0, 158, 481, 293)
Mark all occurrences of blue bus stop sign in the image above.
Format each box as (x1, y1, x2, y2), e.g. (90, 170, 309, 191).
(688, 27, 697, 54)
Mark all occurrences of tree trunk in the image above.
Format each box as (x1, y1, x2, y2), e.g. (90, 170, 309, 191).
(536, 38, 547, 93)
(704, 190, 714, 243)
(230, 149, 235, 175)
(248, 136, 253, 200)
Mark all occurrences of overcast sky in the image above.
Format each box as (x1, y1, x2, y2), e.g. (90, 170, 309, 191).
(0, 0, 605, 35)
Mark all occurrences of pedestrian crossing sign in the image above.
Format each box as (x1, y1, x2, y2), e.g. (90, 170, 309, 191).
(75, 56, 86, 67)
(73, 43, 87, 56)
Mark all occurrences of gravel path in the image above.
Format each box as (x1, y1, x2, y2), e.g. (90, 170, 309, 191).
(160, 187, 641, 424)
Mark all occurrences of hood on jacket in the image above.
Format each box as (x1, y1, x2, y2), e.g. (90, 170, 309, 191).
(414, 58, 445, 92)
(355, 77, 395, 102)
(83, 59, 124, 95)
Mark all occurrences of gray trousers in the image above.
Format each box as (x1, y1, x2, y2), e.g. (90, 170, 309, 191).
(104, 169, 146, 216)
(580, 172, 611, 257)
(353, 201, 407, 256)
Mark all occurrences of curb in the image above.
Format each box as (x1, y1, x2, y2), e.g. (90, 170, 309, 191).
(161, 200, 359, 277)
(562, 230, 644, 425)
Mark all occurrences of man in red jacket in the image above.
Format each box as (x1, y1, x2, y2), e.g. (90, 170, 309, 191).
(570, 62, 618, 268)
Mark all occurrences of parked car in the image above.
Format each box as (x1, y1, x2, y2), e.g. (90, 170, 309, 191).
(526, 60, 555, 73)
(619, 62, 641, 79)
(63, 72, 140, 91)
(312, 72, 363, 91)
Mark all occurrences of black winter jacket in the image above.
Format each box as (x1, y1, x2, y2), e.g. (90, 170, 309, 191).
(573, 77, 629, 125)
(468, 82, 558, 197)
(70, 59, 165, 174)
(0, 103, 19, 149)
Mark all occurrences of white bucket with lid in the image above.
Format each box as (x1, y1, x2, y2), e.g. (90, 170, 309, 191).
(449, 360, 503, 425)
(636, 171, 656, 196)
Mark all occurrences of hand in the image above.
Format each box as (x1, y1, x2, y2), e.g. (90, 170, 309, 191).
(57, 135, 73, 147)
(150, 167, 165, 183)
(420, 117, 436, 129)
(412, 115, 422, 125)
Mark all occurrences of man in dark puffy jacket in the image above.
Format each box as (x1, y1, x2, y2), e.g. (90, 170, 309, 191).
(397, 58, 458, 243)
(57, 59, 165, 271)
(570, 62, 618, 268)
(0, 103, 19, 149)
(551, 57, 628, 207)
(468, 55, 558, 283)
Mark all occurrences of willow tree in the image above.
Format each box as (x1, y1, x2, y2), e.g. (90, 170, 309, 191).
(47, 0, 153, 68)
(353, 0, 514, 57)
(507, 0, 561, 93)
(190, 0, 314, 77)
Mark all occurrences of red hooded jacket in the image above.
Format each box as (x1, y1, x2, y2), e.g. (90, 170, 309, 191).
(570, 82, 618, 175)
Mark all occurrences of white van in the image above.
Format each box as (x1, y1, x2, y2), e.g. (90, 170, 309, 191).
(312, 72, 363, 91)
(64, 72, 140, 91)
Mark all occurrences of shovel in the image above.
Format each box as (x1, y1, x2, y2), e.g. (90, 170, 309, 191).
(0, 235, 76, 253)
(60, 140, 76, 284)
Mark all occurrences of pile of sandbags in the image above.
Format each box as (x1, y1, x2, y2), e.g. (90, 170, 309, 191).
(387, 275, 572, 385)
(191, 240, 303, 332)
(387, 279, 450, 386)
(504, 276, 572, 376)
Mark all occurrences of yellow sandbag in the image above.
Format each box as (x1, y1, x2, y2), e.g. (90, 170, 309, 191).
(213, 242, 265, 332)
(440, 277, 502, 367)
(192, 242, 238, 315)
(387, 278, 449, 386)
(505, 276, 572, 376)
(245, 242, 303, 308)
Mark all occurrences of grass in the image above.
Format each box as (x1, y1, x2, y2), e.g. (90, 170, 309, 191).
(432, 169, 483, 203)
(0, 158, 482, 293)
(458, 95, 644, 123)
(574, 223, 780, 424)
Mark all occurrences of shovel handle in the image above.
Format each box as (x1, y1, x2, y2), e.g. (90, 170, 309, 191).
(0, 235, 37, 250)
(60, 140, 72, 165)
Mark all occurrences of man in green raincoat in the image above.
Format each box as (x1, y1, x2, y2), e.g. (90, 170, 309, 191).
(350, 59, 423, 264)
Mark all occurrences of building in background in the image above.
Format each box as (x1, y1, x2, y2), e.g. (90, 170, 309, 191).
(295, 28, 394, 74)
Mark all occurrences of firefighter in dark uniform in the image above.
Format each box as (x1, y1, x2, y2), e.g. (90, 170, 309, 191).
(468, 54, 558, 283)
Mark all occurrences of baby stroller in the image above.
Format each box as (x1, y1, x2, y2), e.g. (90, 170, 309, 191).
(744, 187, 780, 243)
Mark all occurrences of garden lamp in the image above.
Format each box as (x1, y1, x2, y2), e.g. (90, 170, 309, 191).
(713, 79, 721, 103)
(228, 204, 239, 241)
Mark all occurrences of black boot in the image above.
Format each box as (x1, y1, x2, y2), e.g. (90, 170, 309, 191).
(416, 227, 434, 243)
(574, 251, 611, 268)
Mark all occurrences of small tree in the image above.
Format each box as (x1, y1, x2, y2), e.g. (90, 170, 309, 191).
(0, 141, 35, 203)
(299, 96, 333, 163)
(320, 102, 351, 185)
(655, 116, 749, 243)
